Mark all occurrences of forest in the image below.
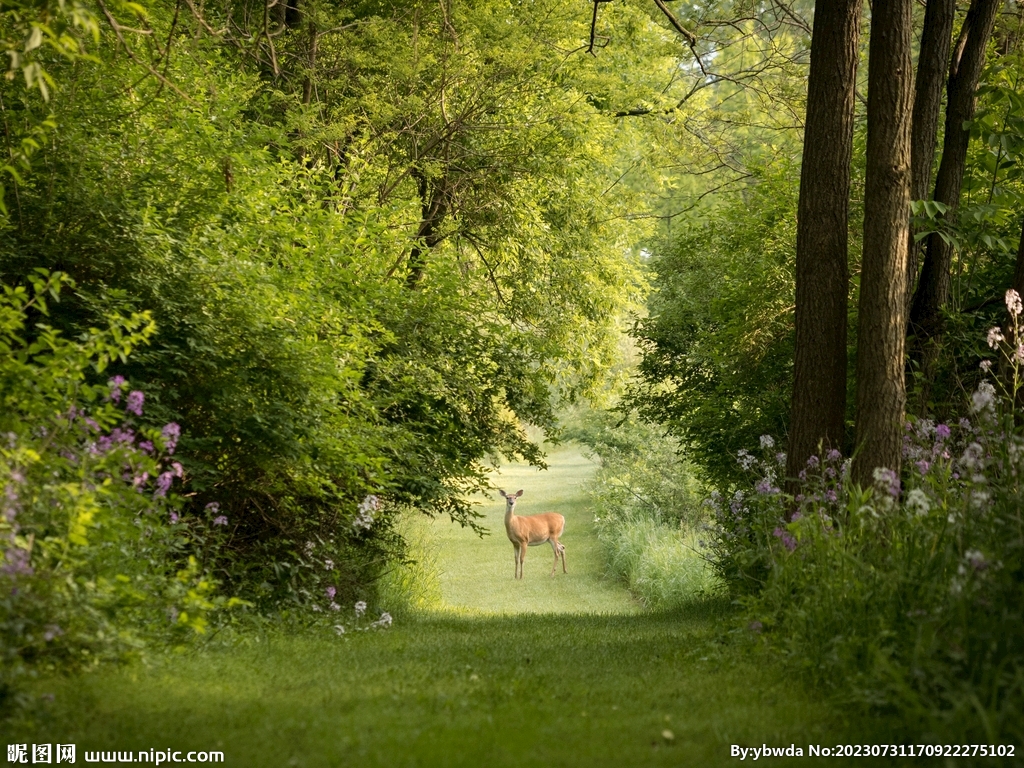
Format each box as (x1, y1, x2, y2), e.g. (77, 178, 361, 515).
(1, 0, 1022, 760)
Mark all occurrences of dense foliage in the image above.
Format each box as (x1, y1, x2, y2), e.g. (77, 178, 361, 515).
(0, 0, 675, 621)
(1, 273, 244, 705)
(627, 163, 804, 486)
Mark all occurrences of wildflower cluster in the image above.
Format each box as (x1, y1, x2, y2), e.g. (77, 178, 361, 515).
(708, 291, 1024, 742)
(353, 495, 380, 531)
(1, 274, 236, 700)
(331, 600, 392, 636)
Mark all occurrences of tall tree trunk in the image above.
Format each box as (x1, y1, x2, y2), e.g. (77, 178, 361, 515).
(908, 0, 1000, 394)
(785, 0, 862, 485)
(906, 0, 957, 312)
(852, 0, 915, 487)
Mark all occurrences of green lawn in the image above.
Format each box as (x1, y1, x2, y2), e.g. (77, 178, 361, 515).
(428, 446, 639, 614)
(5, 446, 893, 766)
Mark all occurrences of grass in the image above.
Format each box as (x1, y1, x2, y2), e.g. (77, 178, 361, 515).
(4, 445, 895, 766)
(598, 515, 719, 609)
(425, 446, 639, 614)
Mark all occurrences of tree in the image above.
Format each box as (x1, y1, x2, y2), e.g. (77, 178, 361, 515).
(909, 0, 1001, 394)
(785, 0, 862, 485)
(851, 0, 915, 485)
(907, 0, 957, 313)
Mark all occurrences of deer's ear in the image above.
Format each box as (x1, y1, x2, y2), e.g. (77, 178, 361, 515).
(515, 490, 524, 497)
(498, 490, 507, 498)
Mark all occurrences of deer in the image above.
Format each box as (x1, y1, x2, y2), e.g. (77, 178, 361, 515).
(498, 489, 566, 580)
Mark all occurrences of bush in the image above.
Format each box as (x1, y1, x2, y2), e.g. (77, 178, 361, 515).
(565, 405, 717, 608)
(705, 293, 1024, 742)
(0, 273, 238, 708)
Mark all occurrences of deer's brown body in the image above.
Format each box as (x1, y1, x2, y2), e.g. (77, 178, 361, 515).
(499, 489, 566, 579)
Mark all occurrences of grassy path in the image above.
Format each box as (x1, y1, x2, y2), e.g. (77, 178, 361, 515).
(428, 446, 638, 614)
(6, 447, 888, 766)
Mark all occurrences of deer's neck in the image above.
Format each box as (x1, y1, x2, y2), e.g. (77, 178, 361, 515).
(504, 504, 519, 532)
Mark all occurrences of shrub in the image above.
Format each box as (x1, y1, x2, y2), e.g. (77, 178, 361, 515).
(0, 273, 237, 708)
(566, 405, 717, 607)
(705, 291, 1024, 742)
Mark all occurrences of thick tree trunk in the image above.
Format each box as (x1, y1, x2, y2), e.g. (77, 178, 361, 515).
(906, 0, 956, 312)
(908, 0, 1000, 390)
(852, 0, 915, 487)
(785, 0, 862, 485)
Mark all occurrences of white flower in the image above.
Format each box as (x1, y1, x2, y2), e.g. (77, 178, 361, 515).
(355, 600, 367, 617)
(1006, 289, 1023, 317)
(334, 624, 345, 635)
(737, 449, 755, 470)
(370, 612, 392, 629)
(987, 327, 1004, 349)
(960, 442, 984, 470)
(980, 359, 993, 372)
(324, 558, 335, 571)
(971, 381, 996, 413)
(759, 435, 775, 449)
(906, 488, 930, 517)
(353, 495, 379, 531)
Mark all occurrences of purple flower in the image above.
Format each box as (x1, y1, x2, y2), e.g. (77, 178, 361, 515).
(772, 527, 797, 552)
(108, 375, 126, 402)
(755, 478, 779, 495)
(126, 391, 145, 417)
(171, 462, 184, 478)
(139, 441, 154, 454)
(205, 502, 220, 514)
(916, 460, 931, 475)
(212, 515, 228, 526)
(806, 455, 820, 469)
(825, 489, 838, 503)
(935, 424, 950, 440)
(169, 511, 180, 524)
(133, 471, 149, 489)
(0, 546, 33, 577)
(872, 467, 901, 498)
(326, 586, 337, 599)
(826, 449, 842, 463)
(154, 471, 174, 498)
(161, 422, 181, 454)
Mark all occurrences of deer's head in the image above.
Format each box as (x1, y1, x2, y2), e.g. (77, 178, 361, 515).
(498, 489, 524, 512)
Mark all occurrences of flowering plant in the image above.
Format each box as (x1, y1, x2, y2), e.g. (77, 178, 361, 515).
(0, 273, 238, 704)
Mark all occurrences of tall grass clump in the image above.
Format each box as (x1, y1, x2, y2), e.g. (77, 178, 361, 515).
(376, 512, 444, 615)
(566, 408, 718, 608)
(705, 290, 1024, 745)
